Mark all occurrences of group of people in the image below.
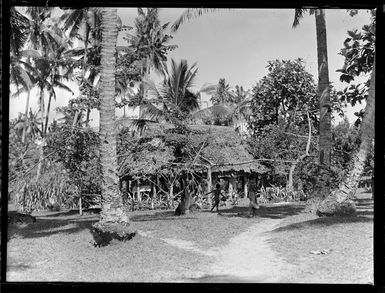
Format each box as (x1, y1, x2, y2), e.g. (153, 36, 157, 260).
(205, 179, 260, 217)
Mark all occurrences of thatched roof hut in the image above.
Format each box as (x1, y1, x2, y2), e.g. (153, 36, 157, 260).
(117, 122, 268, 178)
(188, 104, 235, 125)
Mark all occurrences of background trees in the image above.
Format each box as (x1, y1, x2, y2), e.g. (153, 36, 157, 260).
(246, 59, 320, 191)
(144, 58, 200, 123)
(8, 7, 375, 221)
(248, 59, 319, 135)
(210, 78, 233, 105)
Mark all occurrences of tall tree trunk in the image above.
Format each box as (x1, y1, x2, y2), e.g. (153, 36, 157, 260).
(72, 110, 80, 129)
(22, 89, 31, 143)
(175, 178, 192, 215)
(44, 88, 54, 136)
(287, 163, 296, 190)
(39, 85, 45, 134)
(85, 109, 91, 126)
(317, 63, 375, 216)
(35, 142, 45, 181)
(84, 23, 91, 127)
(36, 86, 45, 181)
(98, 8, 128, 225)
(312, 9, 332, 199)
(288, 111, 312, 190)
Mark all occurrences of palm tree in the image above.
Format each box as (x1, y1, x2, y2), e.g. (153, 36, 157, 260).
(144, 59, 200, 123)
(96, 7, 129, 226)
(60, 8, 100, 126)
(13, 109, 42, 142)
(317, 61, 375, 216)
(211, 78, 233, 105)
(122, 8, 177, 120)
(131, 8, 177, 75)
(293, 9, 332, 199)
(10, 7, 35, 143)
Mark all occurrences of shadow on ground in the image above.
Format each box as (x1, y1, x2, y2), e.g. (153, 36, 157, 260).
(8, 210, 98, 240)
(271, 215, 373, 232)
(130, 210, 197, 222)
(272, 198, 373, 232)
(187, 274, 263, 283)
(217, 203, 306, 219)
(7, 264, 32, 271)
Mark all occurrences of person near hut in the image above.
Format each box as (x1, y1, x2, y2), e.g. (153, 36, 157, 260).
(248, 180, 259, 217)
(206, 183, 222, 212)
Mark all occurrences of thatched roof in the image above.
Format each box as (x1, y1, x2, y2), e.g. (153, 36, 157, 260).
(189, 104, 235, 124)
(117, 122, 268, 178)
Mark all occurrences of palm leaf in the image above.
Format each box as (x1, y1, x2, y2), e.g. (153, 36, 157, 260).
(292, 8, 308, 28)
(171, 8, 221, 32)
(53, 81, 74, 95)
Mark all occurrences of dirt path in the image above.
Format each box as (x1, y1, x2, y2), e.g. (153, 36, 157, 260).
(139, 216, 296, 282)
(203, 218, 296, 282)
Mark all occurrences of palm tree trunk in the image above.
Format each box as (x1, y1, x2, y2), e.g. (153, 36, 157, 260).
(36, 86, 45, 180)
(86, 109, 91, 126)
(98, 8, 128, 225)
(39, 85, 45, 135)
(44, 90, 54, 136)
(22, 89, 31, 143)
(312, 9, 332, 199)
(84, 24, 91, 127)
(317, 63, 375, 216)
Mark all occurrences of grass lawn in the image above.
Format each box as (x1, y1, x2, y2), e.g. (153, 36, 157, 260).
(268, 192, 373, 284)
(6, 193, 373, 283)
(7, 200, 260, 282)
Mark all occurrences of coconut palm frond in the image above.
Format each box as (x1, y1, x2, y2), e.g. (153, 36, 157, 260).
(292, 8, 308, 28)
(10, 61, 34, 91)
(11, 85, 29, 98)
(61, 9, 85, 38)
(141, 103, 164, 121)
(171, 8, 219, 32)
(10, 7, 31, 55)
(53, 80, 74, 95)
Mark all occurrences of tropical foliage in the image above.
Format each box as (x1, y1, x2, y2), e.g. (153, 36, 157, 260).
(143, 59, 200, 123)
(248, 59, 319, 135)
(210, 78, 233, 105)
(337, 11, 375, 126)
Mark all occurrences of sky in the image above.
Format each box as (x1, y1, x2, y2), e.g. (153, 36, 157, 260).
(9, 8, 372, 126)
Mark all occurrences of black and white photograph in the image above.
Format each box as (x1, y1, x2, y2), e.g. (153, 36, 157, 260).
(5, 5, 377, 284)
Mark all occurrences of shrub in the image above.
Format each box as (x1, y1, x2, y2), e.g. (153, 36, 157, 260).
(257, 184, 306, 203)
(14, 162, 80, 213)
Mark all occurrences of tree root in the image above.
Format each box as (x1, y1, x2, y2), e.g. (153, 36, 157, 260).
(91, 221, 136, 247)
(316, 196, 357, 217)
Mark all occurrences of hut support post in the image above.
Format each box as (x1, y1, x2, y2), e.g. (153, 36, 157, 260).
(207, 166, 212, 206)
(229, 176, 236, 203)
(244, 175, 249, 198)
(79, 195, 82, 216)
(151, 181, 156, 210)
(169, 176, 173, 208)
(157, 175, 162, 202)
(137, 179, 141, 202)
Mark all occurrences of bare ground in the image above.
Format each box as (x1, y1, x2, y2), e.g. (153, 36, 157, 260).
(6, 193, 373, 283)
